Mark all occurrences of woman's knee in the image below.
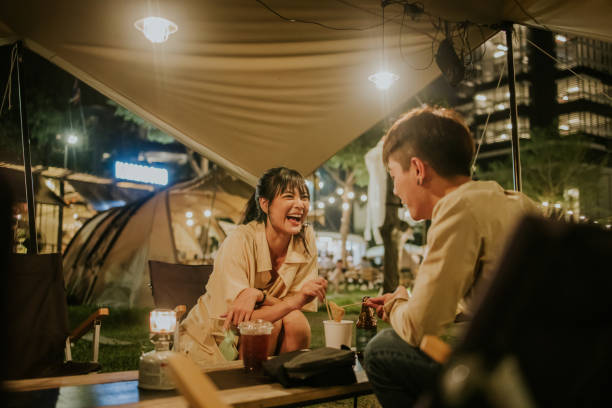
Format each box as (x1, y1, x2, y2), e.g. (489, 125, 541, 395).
(282, 310, 311, 345)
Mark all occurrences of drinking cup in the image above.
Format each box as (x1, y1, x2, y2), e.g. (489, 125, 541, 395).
(238, 319, 273, 372)
(323, 320, 353, 349)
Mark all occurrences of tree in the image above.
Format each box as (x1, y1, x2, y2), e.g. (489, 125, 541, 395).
(475, 126, 608, 221)
(107, 100, 209, 177)
(324, 134, 376, 266)
(0, 47, 74, 167)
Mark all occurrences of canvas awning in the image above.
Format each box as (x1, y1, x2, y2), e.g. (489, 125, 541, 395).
(1, 1, 611, 184)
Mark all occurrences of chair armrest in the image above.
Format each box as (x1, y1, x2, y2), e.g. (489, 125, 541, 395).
(419, 335, 452, 364)
(69, 308, 109, 342)
(174, 305, 187, 321)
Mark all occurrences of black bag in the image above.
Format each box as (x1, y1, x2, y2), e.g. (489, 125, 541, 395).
(263, 347, 357, 388)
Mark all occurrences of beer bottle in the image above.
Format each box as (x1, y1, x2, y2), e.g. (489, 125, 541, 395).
(356, 296, 377, 357)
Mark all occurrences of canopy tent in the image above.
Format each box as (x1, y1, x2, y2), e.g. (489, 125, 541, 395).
(62, 169, 252, 307)
(3, 1, 610, 186)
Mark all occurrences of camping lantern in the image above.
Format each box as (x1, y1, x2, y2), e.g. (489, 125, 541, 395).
(138, 309, 177, 390)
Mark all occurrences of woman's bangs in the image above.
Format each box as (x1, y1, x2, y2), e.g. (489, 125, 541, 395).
(273, 171, 309, 199)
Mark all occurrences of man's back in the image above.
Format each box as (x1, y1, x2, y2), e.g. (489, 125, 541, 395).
(389, 180, 539, 346)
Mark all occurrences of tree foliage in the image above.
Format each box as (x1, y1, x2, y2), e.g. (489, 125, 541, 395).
(475, 127, 607, 215)
(107, 100, 175, 145)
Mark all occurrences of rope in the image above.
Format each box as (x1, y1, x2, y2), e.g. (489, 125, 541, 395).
(471, 58, 507, 175)
(0, 44, 18, 116)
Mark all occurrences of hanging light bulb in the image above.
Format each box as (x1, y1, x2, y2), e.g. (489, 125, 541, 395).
(369, 71, 400, 90)
(369, 4, 399, 91)
(135, 17, 178, 43)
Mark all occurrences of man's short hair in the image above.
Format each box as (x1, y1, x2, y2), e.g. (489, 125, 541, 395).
(382, 106, 475, 177)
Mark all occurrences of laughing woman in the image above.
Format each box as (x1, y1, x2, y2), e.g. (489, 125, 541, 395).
(179, 167, 327, 368)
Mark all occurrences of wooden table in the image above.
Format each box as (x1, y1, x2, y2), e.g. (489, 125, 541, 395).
(3, 359, 372, 407)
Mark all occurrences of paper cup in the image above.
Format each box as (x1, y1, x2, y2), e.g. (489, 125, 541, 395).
(323, 320, 353, 349)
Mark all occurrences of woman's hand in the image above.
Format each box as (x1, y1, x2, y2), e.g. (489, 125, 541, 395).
(223, 288, 262, 330)
(299, 277, 328, 304)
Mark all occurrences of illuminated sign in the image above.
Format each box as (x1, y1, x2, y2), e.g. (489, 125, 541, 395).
(114, 161, 168, 186)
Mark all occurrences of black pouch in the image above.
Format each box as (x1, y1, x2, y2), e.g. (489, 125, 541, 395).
(263, 347, 357, 388)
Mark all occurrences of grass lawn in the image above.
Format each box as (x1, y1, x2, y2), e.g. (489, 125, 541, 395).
(68, 290, 386, 407)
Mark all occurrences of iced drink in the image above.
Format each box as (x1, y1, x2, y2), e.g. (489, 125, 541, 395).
(238, 320, 273, 372)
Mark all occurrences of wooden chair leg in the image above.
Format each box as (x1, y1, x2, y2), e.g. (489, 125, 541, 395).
(167, 352, 230, 408)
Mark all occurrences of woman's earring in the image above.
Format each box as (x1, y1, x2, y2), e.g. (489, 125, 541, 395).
(417, 178, 422, 186)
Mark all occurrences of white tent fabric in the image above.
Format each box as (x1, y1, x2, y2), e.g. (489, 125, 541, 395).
(364, 138, 386, 245)
(1, 1, 611, 184)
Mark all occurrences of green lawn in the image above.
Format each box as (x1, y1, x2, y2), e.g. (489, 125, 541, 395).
(68, 290, 386, 407)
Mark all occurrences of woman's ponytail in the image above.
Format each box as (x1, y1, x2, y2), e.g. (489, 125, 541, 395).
(241, 192, 260, 224)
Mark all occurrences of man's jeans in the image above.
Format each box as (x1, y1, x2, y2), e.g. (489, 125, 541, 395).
(363, 329, 441, 408)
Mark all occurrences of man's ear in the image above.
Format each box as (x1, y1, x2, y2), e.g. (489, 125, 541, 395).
(411, 157, 428, 184)
(259, 197, 269, 215)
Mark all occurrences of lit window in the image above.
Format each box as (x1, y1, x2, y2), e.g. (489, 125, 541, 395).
(475, 94, 487, 101)
(555, 34, 567, 43)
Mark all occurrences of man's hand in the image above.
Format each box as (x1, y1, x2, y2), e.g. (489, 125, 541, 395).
(365, 286, 410, 322)
(223, 288, 262, 329)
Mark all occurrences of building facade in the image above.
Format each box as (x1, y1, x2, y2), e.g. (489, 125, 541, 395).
(454, 25, 612, 223)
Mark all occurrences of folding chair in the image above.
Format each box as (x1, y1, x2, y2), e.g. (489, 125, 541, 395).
(5, 253, 109, 379)
(148, 260, 213, 315)
(422, 216, 612, 407)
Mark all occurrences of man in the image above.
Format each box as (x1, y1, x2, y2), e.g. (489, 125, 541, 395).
(363, 106, 539, 407)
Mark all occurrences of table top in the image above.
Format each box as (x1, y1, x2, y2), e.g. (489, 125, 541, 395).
(3, 359, 371, 408)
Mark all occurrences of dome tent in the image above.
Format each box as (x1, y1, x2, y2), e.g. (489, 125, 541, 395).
(63, 169, 252, 307)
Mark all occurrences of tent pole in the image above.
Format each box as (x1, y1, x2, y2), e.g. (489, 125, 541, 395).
(504, 24, 522, 192)
(57, 178, 64, 253)
(15, 41, 38, 253)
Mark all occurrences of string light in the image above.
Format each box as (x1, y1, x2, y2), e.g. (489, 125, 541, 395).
(347, 191, 355, 199)
(186, 219, 194, 227)
(336, 188, 344, 195)
(328, 197, 336, 204)
(185, 211, 193, 218)
(368, 4, 399, 91)
(342, 202, 350, 210)
(203, 210, 212, 218)
(317, 202, 325, 209)
(360, 194, 368, 202)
